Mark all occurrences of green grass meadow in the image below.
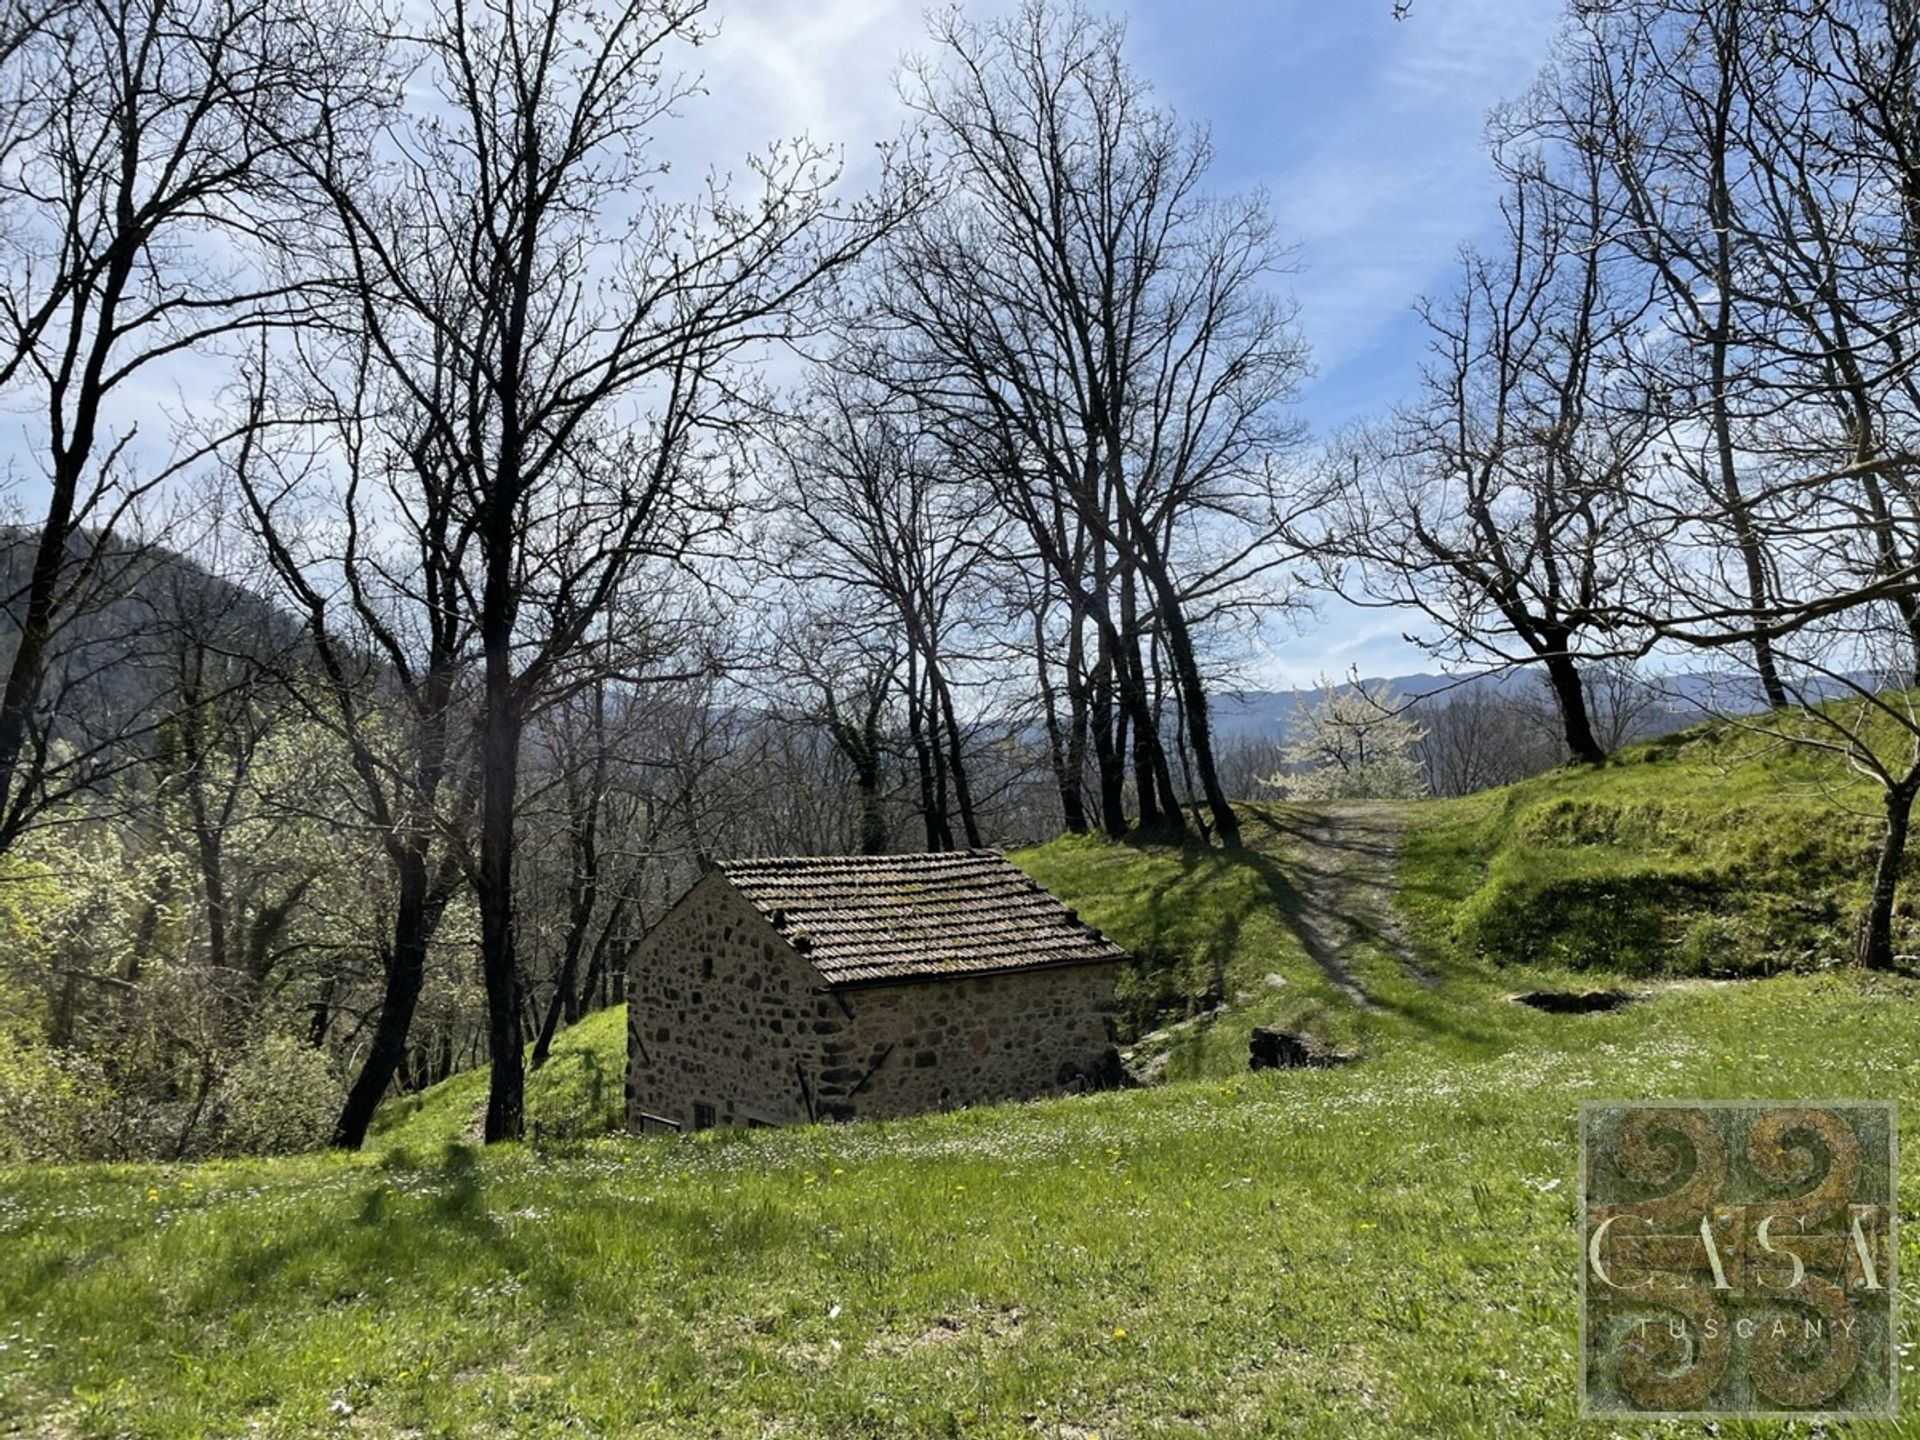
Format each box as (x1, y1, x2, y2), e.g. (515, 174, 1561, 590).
(7, 722, 1920, 1437)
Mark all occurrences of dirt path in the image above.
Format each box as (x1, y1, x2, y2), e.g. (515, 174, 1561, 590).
(1249, 800, 1434, 1008)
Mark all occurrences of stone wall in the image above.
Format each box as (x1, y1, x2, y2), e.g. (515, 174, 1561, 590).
(627, 874, 1122, 1133)
(625, 875, 837, 1132)
(813, 965, 1120, 1122)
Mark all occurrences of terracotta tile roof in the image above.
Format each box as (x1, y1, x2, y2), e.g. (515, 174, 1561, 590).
(718, 850, 1129, 987)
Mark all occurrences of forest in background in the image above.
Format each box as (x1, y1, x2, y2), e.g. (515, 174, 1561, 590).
(9, 0, 1920, 1163)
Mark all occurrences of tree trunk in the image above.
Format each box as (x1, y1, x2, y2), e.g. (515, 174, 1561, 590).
(1117, 561, 1165, 833)
(1035, 606, 1087, 833)
(1087, 542, 1128, 835)
(0, 201, 140, 851)
(855, 760, 888, 854)
(906, 660, 950, 849)
(1061, 611, 1092, 833)
(531, 844, 596, 1070)
(177, 691, 240, 1018)
(478, 569, 525, 1142)
(824, 679, 889, 855)
(308, 977, 336, 1049)
(1541, 650, 1605, 766)
(0, 502, 75, 848)
(929, 658, 982, 848)
(174, 1055, 218, 1160)
(534, 682, 610, 1068)
(1149, 710, 1185, 834)
(333, 855, 435, 1148)
(1701, 56, 1788, 716)
(1089, 643, 1126, 835)
(1154, 593, 1239, 848)
(187, 788, 230, 977)
(1122, 659, 1164, 833)
(576, 871, 639, 1020)
(1855, 778, 1916, 972)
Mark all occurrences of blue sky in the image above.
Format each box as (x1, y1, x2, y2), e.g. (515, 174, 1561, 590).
(691, 0, 1565, 685)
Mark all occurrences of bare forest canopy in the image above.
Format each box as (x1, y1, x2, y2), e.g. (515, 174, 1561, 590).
(9, 0, 1920, 1163)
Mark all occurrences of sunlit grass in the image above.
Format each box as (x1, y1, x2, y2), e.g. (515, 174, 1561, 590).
(370, 1005, 629, 1152)
(7, 974, 1917, 1437)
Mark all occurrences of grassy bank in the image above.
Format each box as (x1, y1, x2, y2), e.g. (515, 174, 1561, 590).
(1397, 716, 1901, 978)
(369, 1006, 630, 1151)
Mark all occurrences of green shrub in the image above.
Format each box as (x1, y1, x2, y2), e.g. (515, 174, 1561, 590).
(214, 1035, 344, 1156)
(0, 1029, 112, 1163)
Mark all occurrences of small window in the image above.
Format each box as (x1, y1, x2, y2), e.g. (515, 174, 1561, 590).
(702, 955, 714, 980)
(692, 1101, 717, 1131)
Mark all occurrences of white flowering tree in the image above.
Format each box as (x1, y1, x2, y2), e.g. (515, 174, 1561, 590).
(1267, 672, 1428, 801)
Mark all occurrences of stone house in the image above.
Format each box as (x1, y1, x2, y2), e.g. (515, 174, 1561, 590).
(625, 850, 1127, 1132)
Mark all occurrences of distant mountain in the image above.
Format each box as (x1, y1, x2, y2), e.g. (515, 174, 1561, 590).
(1207, 668, 1785, 746)
(0, 529, 1862, 768)
(0, 527, 309, 748)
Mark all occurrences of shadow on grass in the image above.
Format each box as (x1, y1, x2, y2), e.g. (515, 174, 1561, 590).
(1251, 805, 1518, 1055)
(0, 1139, 816, 1347)
(1082, 827, 1287, 1038)
(527, 1044, 622, 1142)
(1094, 806, 1509, 1059)
(193, 1142, 525, 1311)
(1240, 808, 1375, 1008)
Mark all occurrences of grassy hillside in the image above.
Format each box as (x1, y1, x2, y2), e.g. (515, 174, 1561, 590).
(6, 727, 1920, 1437)
(370, 1006, 630, 1152)
(1401, 716, 1903, 977)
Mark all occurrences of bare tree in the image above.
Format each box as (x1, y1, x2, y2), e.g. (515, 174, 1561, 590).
(517, 586, 715, 1068)
(523, 670, 647, 1068)
(771, 373, 1000, 850)
(235, 341, 482, 1148)
(1568, 0, 1792, 709)
(1313, 123, 1655, 765)
(859, 1, 1314, 849)
(1007, 562, 1091, 832)
(1555, 1, 1920, 967)
(0, 0, 376, 851)
(307, 0, 895, 1140)
(1413, 683, 1564, 796)
(759, 616, 900, 855)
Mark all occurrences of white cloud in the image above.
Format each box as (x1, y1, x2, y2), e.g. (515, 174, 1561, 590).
(663, 0, 945, 191)
(1263, 0, 1561, 385)
(1259, 607, 1439, 689)
(1, 0, 1555, 688)
(664, 0, 1558, 400)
